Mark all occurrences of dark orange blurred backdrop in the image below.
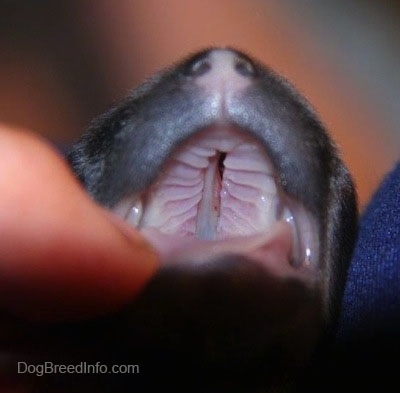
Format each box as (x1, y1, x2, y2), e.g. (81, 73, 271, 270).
(0, 0, 399, 209)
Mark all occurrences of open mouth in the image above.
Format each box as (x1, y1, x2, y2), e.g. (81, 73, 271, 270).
(113, 124, 318, 279)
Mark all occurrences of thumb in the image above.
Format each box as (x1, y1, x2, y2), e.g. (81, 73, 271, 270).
(0, 125, 159, 322)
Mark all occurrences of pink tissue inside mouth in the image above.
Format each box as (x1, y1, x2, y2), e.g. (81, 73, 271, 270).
(137, 125, 280, 241)
(141, 221, 315, 283)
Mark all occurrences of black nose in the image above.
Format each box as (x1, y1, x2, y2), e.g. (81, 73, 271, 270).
(183, 48, 257, 78)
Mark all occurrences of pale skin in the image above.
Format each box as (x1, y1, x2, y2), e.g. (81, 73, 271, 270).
(0, 125, 159, 323)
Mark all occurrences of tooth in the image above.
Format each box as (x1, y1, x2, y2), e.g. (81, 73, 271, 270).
(280, 204, 318, 268)
(294, 207, 318, 267)
(113, 197, 143, 227)
(281, 207, 302, 266)
(304, 247, 312, 266)
(125, 199, 143, 227)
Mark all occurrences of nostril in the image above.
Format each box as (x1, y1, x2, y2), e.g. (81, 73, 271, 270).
(182, 49, 258, 82)
(183, 54, 212, 77)
(234, 56, 256, 77)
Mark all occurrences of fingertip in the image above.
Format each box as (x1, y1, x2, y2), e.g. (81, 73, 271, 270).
(0, 125, 159, 322)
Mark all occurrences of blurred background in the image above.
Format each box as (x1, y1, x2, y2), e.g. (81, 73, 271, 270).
(0, 0, 398, 209)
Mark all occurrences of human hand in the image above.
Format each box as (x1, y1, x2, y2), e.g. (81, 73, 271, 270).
(0, 125, 159, 322)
